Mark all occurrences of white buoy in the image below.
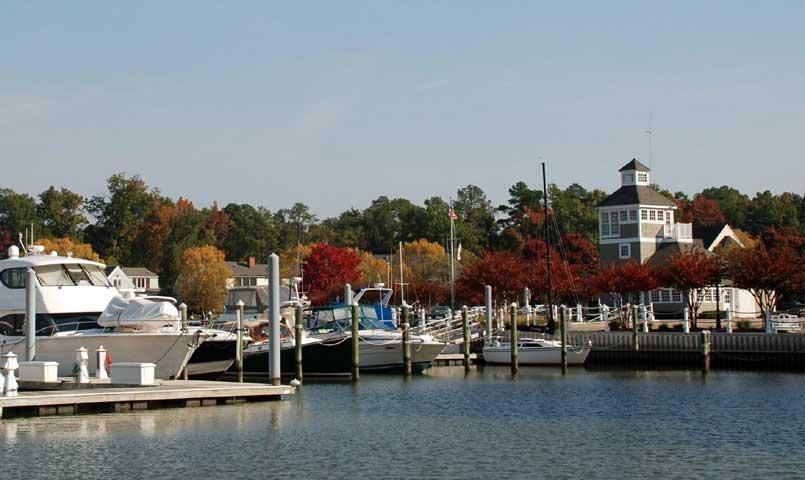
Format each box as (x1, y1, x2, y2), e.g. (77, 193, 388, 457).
(3, 352, 19, 397)
(76, 347, 89, 383)
(96, 346, 109, 380)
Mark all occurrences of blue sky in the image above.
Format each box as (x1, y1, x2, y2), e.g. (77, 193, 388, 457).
(3, 1, 804, 216)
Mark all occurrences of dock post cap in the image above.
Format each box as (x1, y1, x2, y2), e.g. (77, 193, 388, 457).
(236, 300, 245, 307)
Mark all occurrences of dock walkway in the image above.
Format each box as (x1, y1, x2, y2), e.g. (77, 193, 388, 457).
(1, 380, 294, 419)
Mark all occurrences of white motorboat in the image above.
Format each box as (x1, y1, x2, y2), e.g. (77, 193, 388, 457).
(483, 337, 591, 366)
(0, 245, 203, 379)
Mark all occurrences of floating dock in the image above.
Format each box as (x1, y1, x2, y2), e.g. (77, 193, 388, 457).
(0, 380, 294, 419)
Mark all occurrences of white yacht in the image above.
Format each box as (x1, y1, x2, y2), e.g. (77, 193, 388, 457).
(483, 338, 591, 366)
(0, 246, 203, 379)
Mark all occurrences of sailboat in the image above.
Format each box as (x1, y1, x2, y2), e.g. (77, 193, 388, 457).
(482, 162, 590, 366)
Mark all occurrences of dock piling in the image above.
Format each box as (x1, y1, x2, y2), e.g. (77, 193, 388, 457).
(484, 286, 493, 341)
(701, 330, 711, 373)
(267, 253, 281, 386)
(295, 305, 304, 384)
(351, 303, 360, 381)
(236, 300, 245, 383)
(641, 304, 648, 333)
(76, 347, 89, 383)
(401, 303, 412, 376)
(96, 346, 109, 380)
(560, 306, 568, 375)
(25, 268, 36, 361)
(510, 303, 518, 375)
(632, 304, 639, 352)
(462, 306, 470, 372)
(683, 307, 690, 334)
(179, 303, 189, 380)
(726, 306, 733, 334)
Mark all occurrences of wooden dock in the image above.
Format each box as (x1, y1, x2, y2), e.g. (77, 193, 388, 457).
(0, 380, 294, 419)
(433, 353, 480, 366)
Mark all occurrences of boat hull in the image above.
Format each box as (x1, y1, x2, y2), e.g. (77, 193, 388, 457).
(2, 333, 200, 379)
(483, 345, 590, 366)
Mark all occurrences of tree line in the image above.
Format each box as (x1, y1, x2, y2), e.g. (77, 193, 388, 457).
(2, 173, 804, 315)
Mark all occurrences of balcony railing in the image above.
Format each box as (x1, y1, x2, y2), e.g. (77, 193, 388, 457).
(661, 223, 692, 242)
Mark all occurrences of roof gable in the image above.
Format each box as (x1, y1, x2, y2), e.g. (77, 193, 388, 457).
(619, 158, 650, 172)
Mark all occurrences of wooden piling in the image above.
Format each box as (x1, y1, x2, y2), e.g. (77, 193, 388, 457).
(701, 330, 711, 374)
(236, 300, 244, 383)
(510, 303, 518, 375)
(295, 305, 304, 383)
(351, 303, 360, 382)
(462, 306, 470, 372)
(560, 305, 568, 375)
(401, 303, 412, 376)
(179, 303, 189, 381)
(632, 304, 640, 352)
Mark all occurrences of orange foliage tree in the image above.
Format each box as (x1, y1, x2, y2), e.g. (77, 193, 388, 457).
(39, 238, 101, 262)
(176, 245, 229, 316)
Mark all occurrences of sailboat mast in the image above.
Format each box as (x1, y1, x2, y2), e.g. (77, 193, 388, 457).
(449, 208, 456, 310)
(542, 162, 555, 333)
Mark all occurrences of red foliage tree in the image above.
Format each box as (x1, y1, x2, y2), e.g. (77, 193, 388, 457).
(684, 197, 727, 226)
(589, 261, 656, 327)
(727, 244, 796, 318)
(456, 251, 527, 306)
(411, 281, 450, 307)
(304, 243, 361, 306)
(656, 250, 719, 328)
(204, 201, 229, 250)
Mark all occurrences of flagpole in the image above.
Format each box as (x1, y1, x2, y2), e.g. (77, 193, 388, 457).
(449, 206, 456, 311)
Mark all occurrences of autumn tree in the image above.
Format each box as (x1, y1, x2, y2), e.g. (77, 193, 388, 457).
(304, 243, 361, 305)
(176, 246, 229, 317)
(589, 261, 656, 328)
(656, 250, 719, 328)
(357, 249, 389, 287)
(37, 186, 87, 239)
(680, 196, 727, 226)
(279, 243, 313, 279)
(39, 238, 101, 262)
(456, 251, 526, 306)
(727, 244, 796, 320)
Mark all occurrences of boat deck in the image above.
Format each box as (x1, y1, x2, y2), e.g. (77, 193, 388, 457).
(0, 380, 294, 419)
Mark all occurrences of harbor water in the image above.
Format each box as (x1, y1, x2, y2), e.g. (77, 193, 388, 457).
(3, 366, 805, 479)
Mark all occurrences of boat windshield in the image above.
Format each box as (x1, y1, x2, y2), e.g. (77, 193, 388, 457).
(307, 305, 395, 333)
(35, 264, 112, 287)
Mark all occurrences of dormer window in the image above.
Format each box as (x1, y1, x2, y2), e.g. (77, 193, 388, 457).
(637, 172, 648, 183)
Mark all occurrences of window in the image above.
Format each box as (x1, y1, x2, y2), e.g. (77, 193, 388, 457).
(619, 211, 627, 222)
(637, 172, 648, 183)
(0, 268, 27, 289)
(629, 210, 637, 221)
(84, 265, 111, 287)
(723, 289, 732, 304)
(651, 290, 661, 303)
(649, 210, 656, 221)
(622, 173, 634, 184)
(661, 290, 671, 302)
(666, 211, 672, 224)
(671, 290, 682, 303)
(601, 212, 610, 235)
(619, 243, 630, 259)
(65, 263, 92, 286)
(611, 212, 620, 235)
(641, 209, 648, 220)
(35, 265, 74, 286)
(657, 211, 664, 222)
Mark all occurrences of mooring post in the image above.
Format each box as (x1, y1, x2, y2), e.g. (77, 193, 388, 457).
(462, 305, 470, 371)
(560, 305, 568, 375)
(701, 330, 711, 374)
(25, 268, 36, 361)
(236, 300, 245, 383)
(726, 305, 733, 334)
(344, 283, 353, 306)
(683, 306, 690, 334)
(764, 309, 772, 334)
(268, 253, 281, 386)
(485, 286, 493, 340)
(641, 304, 649, 333)
(401, 302, 412, 376)
(632, 304, 639, 352)
(76, 347, 89, 384)
(2, 352, 19, 397)
(179, 302, 189, 380)
(510, 303, 518, 375)
(96, 345, 109, 380)
(295, 304, 304, 384)
(351, 302, 360, 382)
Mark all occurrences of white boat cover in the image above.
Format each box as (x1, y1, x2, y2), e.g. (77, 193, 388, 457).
(98, 296, 180, 332)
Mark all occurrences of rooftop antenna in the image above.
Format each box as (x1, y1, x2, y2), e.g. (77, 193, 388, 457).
(645, 111, 653, 172)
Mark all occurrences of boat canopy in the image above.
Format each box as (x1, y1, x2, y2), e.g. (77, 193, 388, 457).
(225, 286, 297, 312)
(306, 305, 396, 333)
(98, 296, 180, 332)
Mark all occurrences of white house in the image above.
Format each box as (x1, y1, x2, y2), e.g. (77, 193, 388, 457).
(225, 257, 269, 289)
(106, 266, 160, 297)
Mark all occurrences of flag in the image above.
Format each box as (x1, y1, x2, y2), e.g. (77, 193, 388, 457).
(456, 242, 462, 261)
(447, 206, 457, 220)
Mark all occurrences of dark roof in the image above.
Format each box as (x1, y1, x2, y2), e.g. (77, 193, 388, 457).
(619, 158, 650, 172)
(692, 224, 728, 250)
(121, 267, 158, 278)
(647, 240, 710, 267)
(105, 266, 117, 276)
(597, 185, 677, 208)
(225, 260, 268, 277)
